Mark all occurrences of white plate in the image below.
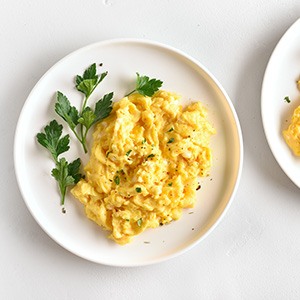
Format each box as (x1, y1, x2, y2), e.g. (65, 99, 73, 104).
(14, 39, 243, 266)
(262, 19, 300, 188)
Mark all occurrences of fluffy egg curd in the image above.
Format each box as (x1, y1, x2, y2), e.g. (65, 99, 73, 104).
(71, 90, 216, 245)
(283, 105, 300, 156)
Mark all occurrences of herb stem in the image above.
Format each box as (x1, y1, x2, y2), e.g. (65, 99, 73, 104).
(125, 90, 136, 97)
(60, 186, 66, 206)
(71, 126, 88, 153)
(81, 128, 89, 153)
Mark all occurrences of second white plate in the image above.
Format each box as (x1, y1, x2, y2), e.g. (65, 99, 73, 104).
(262, 18, 300, 188)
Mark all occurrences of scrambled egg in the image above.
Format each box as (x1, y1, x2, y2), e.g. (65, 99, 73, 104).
(71, 90, 216, 244)
(283, 105, 300, 156)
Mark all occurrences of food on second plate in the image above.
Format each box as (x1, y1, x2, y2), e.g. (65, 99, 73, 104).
(283, 105, 300, 156)
(71, 90, 216, 244)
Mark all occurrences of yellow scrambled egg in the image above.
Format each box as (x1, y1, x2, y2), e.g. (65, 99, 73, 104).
(283, 105, 300, 156)
(71, 90, 216, 244)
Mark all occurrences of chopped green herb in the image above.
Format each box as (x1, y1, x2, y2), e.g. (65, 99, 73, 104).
(126, 149, 132, 156)
(106, 151, 111, 157)
(284, 96, 291, 103)
(136, 187, 142, 193)
(114, 175, 120, 185)
(167, 127, 174, 132)
(167, 137, 175, 144)
(147, 154, 155, 159)
(142, 138, 146, 144)
(137, 218, 143, 227)
(168, 182, 173, 186)
(126, 219, 130, 222)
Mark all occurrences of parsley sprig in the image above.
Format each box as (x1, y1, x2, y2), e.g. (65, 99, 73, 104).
(36, 120, 83, 212)
(126, 73, 163, 97)
(55, 63, 113, 153)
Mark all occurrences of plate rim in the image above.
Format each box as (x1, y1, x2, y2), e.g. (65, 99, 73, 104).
(261, 18, 300, 188)
(14, 38, 243, 266)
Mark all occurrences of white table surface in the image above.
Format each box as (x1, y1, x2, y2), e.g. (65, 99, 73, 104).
(2, 0, 300, 299)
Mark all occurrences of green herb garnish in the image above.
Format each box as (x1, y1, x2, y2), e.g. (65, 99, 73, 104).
(136, 187, 142, 193)
(55, 64, 113, 153)
(284, 96, 291, 103)
(126, 150, 132, 156)
(126, 73, 163, 97)
(137, 218, 143, 227)
(36, 120, 83, 212)
(168, 182, 173, 186)
(147, 154, 155, 159)
(142, 138, 146, 144)
(114, 175, 120, 185)
(167, 137, 175, 144)
(167, 127, 174, 132)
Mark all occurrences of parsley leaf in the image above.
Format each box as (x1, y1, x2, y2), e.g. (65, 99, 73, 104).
(67, 158, 83, 184)
(284, 96, 291, 103)
(78, 107, 96, 131)
(94, 92, 114, 124)
(126, 73, 163, 97)
(55, 92, 79, 130)
(36, 120, 70, 162)
(76, 63, 108, 98)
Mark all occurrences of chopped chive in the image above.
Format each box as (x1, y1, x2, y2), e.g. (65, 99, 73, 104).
(142, 138, 146, 144)
(114, 175, 120, 185)
(168, 182, 173, 186)
(106, 151, 111, 157)
(136, 187, 142, 193)
(147, 154, 155, 159)
(137, 218, 143, 227)
(126, 149, 132, 156)
(167, 127, 174, 132)
(284, 96, 291, 103)
(167, 138, 174, 144)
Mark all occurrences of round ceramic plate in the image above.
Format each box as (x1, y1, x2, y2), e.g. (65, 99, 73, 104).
(14, 39, 243, 266)
(262, 18, 300, 188)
